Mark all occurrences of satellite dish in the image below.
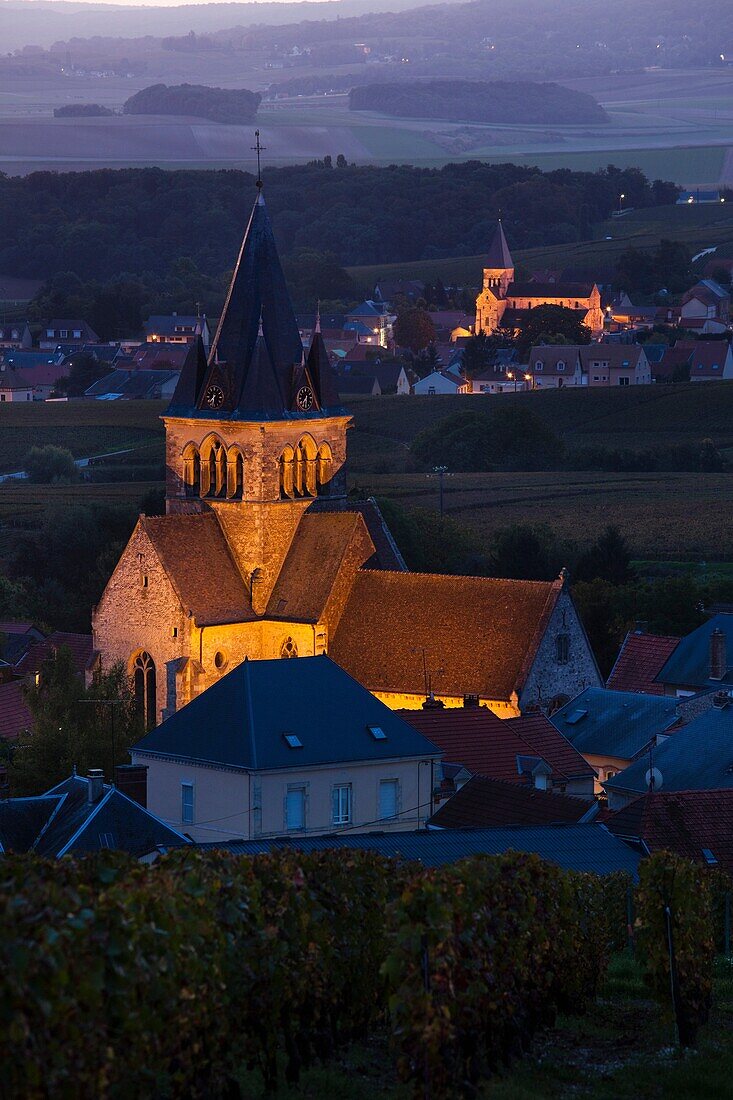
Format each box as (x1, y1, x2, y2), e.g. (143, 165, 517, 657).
(645, 767, 663, 791)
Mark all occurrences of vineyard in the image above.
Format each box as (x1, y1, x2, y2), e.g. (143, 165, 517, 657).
(0, 848, 726, 1098)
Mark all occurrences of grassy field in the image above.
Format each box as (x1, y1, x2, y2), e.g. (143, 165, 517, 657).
(238, 954, 733, 1098)
(347, 200, 733, 287)
(1, 387, 731, 559)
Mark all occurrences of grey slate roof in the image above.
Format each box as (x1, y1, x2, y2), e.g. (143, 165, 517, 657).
(605, 702, 733, 797)
(0, 775, 188, 857)
(656, 613, 733, 690)
(485, 221, 514, 270)
(133, 654, 439, 772)
(180, 823, 640, 877)
(167, 191, 344, 422)
(551, 688, 678, 760)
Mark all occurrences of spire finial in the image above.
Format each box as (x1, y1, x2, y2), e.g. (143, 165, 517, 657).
(251, 129, 266, 191)
(257, 308, 264, 338)
(315, 299, 321, 334)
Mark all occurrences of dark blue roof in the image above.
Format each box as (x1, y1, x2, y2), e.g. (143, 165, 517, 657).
(167, 191, 345, 422)
(133, 655, 439, 772)
(0, 775, 190, 857)
(606, 702, 733, 796)
(551, 688, 678, 759)
(656, 614, 733, 690)
(182, 823, 639, 877)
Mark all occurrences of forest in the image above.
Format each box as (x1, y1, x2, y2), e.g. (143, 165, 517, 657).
(122, 83, 261, 124)
(349, 80, 609, 125)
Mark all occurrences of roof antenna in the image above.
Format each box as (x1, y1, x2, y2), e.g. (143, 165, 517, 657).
(251, 129, 266, 193)
(315, 299, 321, 334)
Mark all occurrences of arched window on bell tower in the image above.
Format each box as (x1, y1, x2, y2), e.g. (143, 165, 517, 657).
(280, 445, 295, 499)
(316, 442, 333, 496)
(227, 447, 244, 500)
(295, 435, 317, 497)
(182, 444, 200, 497)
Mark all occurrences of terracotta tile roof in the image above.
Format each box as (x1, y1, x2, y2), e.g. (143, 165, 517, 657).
(141, 514, 253, 626)
(398, 707, 594, 783)
(606, 789, 733, 871)
(507, 281, 596, 298)
(331, 572, 561, 702)
(607, 631, 680, 695)
(430, 774, 594, 829)
(310, 498, 407, 571)
(0, 680, 33, 741)
(266, 512, 370, 623)
(15, 632, 93, 678)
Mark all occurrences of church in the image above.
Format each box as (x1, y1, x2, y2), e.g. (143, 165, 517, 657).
(91, 187, 602, 727)
(473, 222, 604, 337)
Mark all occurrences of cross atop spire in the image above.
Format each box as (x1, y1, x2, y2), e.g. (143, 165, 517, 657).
(315, 299, 321, 334)
(251, 129, 266, 191)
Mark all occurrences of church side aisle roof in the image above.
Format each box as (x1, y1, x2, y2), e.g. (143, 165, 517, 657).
(141, 514, 254, 626)
(329, 571, 561, 701)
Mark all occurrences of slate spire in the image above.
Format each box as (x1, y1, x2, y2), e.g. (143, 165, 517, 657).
(167, 187, 343, 420)
(485, 220, 514, 270)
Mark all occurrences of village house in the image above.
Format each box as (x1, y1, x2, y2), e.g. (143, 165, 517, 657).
(526, 344, 652, 388)
(0, 770, 188, 857)
(607, 628, 681, 694)
(474, 223, 604, 338)
(0, 372, 33, 402)
(687, 341, 733, 381)
(85, 369, 181, 401)
(131, 654, 440, 842)
(39, 319, 99, 350)
(145, 314, 211, 351)
(91, 186, 602, 725)
(680, 280, 730, 328)
(413, 367, 469, 394)
(0, 322, 32, 350)
(605, 788, 733, 871)
(428, 774, 598, 829)
(655, 614, 733, 695)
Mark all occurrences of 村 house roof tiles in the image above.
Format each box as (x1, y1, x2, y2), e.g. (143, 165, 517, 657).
(330, 572, 562, 702)
(0, 680, 33, 741)
(398, 707, 594, 783)
(15, 632, 94, 679)
(656, 613, 733, 690)
(134, 654, 439, 772)
(429, 774, 595, 829)
(141, 514, 252, 626)
(606, 789, 733, 871)
(551, 688, 678, 760)
(607, 631, 680, 695)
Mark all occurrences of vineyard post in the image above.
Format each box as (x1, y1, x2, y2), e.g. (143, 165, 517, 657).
(664, 905, 681, 1047)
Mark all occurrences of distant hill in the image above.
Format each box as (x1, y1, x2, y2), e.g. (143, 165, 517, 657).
(54, 104, 115, 118)
(123, 83, 261, 125)
(349, 80, 609, 125)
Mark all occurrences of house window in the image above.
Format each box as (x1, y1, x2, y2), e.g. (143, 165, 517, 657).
(535, 362, 543, 372)
(428, 386, 436, 395)
(332, 784, 352, 825)
(556, 633, 570, 665)
(556, 361, 565, 372)
(619, 376, 630, 386)
(60, 329, 68, 338)
(181, 782, 194, 824)
(73, 329, 81, 339)
(286, 787, 306, 830)
(0, 395, 4, 402)
(46, 329, 54, 338)
(379, 779, 399, 820)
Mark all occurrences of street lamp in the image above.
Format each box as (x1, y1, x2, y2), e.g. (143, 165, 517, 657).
(618, 192, 625, 215)
(506, 371, 518, 393)
(524, 372, 532, 391)
(433, 465, 448, 516)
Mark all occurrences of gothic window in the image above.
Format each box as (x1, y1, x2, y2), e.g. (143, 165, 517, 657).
(280, 445, 295, 499)
(227, 448, 244, 499)
(281, 637, 298, 659)
(207, 440, 227, 498)
(555, 633, 570, 665)
(133, 651, 157, 730)
(316, 442, 333, 496)
(294, 435, 317, 498)
(182, 444, 200, 498)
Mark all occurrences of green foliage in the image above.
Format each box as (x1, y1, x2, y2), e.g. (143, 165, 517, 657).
(411, 406, 562, 471)
(349, 79, 609, 125)
(635, 853, 716, 1047)
(376, 497, 491, 575)
(123, 82, 261, 124)
(281, 248, 353, 309)
(8, 648, 143, 795)
(384, 853, 611, 1096)
(394, 308, 437, 354)
(53, 104, 114, 117)
(490, 523, 565, 580)
(54, 353, 110, 397)
(615, 238, 692, 294)
(24, 444, 78, 484)
(515, 304, 592, 355)
(575, 524, 634, 586)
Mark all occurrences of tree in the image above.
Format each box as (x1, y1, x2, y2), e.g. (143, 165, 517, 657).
(574, 525, 633, 585)
(490, 524, 561, 580)
(414, 343, 442, 377)
(393, 308, 436, 354)
(9, 647, 143, 796)
(709, 265, 731, 288)
(652, 239, 691, 294)
(515, 305, 591, 356)
(24, 445, 78, 484)
(55, 353, 109, 397)
(336, 154, 347, 168)
(411, 406, 562, 471)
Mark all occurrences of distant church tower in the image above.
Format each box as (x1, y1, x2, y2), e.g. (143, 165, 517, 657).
(474, 221, 514, 335)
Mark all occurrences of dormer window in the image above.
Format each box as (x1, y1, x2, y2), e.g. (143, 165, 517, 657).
(535, 361, 543, 372)
(556, 361, 565, 372)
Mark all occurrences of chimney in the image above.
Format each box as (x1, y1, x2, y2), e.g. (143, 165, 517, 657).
(710, 628, 727, 681)
(87, 768, 104, 804)
(463, 693, 480, 708)
(713, 690, 731, 710)
(115, 764, 148, 807)
(422, 692, 445, 710)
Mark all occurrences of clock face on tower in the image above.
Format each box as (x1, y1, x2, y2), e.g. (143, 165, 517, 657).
(296, 385, 314, 412)
(204, 384, 225, 410)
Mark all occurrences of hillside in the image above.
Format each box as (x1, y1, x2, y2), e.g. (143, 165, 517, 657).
(349, 81, 609, 125)
(123, 84, 261, 125)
